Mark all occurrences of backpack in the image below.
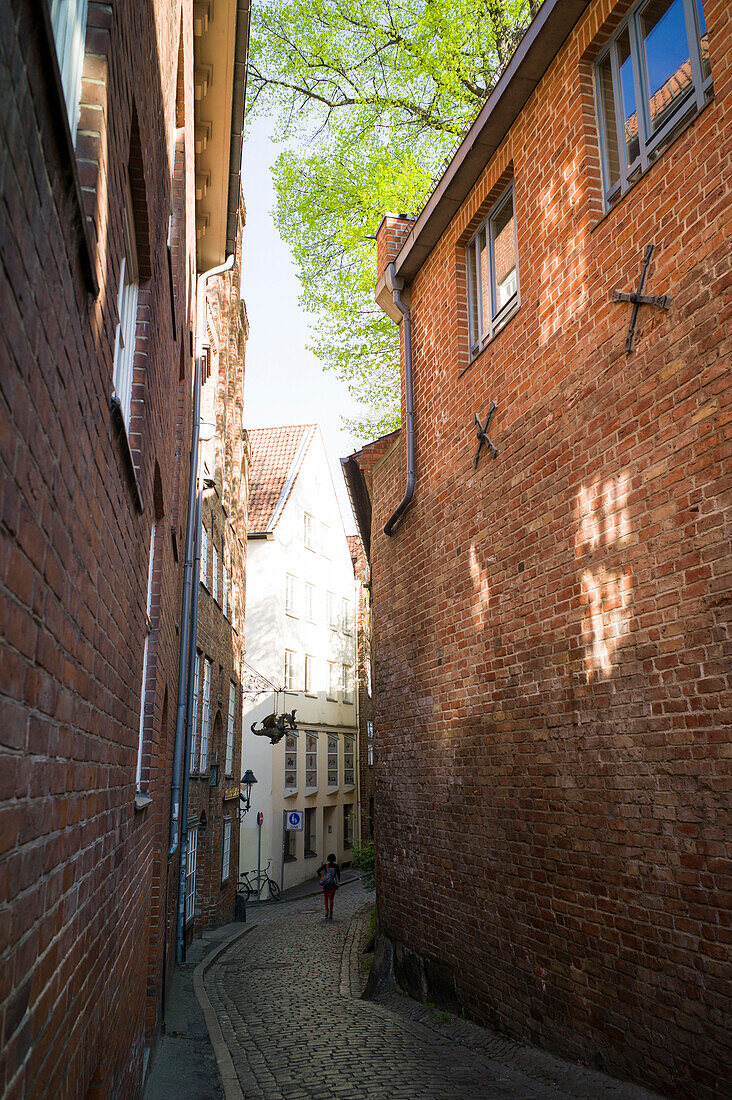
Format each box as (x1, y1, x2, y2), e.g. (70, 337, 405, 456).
(319, 866, 338, 888)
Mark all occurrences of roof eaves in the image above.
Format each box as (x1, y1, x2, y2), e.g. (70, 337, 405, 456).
(394, 0, 591, 285)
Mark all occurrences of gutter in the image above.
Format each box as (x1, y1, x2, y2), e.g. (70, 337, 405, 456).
(226, 0, 252, 259)
(170, 253, 235, 964)
(383, 263, 415, 537)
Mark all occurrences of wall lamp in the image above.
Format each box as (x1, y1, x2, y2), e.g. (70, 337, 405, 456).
(240, 769, 257, 816)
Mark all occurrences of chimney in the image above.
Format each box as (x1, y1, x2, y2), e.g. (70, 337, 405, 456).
(376, 213, 415, 279)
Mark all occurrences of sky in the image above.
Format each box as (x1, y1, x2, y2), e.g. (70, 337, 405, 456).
(240, 117, 363, 532)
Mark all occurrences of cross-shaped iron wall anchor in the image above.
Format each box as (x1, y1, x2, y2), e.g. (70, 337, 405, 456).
(611, 243, 671, 354)
(473, 401, 498, 468)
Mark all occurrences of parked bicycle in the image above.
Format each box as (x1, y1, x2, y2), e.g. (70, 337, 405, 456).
(238, 860, 281, 901)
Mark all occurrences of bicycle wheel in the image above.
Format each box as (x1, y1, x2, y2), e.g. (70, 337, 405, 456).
(266, 877, 281, 901)
(238, 876, 254, 899)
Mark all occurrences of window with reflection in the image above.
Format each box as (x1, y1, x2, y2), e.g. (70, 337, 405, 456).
(595, 0, 711, 208)
(467, 183, 518, 358)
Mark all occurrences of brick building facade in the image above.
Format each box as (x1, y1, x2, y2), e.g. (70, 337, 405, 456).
(0, 2, 248, 1096)
(347, 535, 375, 841)
(349, 1, 732, 1097)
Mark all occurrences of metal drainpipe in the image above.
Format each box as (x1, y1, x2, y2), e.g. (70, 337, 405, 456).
(384, 261, 415, 536)
(169, 254, 234, 961)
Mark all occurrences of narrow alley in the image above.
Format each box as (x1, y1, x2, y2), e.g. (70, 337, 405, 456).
(193, 884, 663, 1100)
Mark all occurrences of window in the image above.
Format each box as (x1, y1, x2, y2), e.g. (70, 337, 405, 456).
(467, 184, 518, 357)
(189, 652, 201, 773)
(326, 592, 337, 629)
(212, 541, 219, 604)
(304, 582, 316, 622)
(327, 661, 339, 701)
(136, 523, 157, 790)
(185, 826, 198, 924)
(305, 732, 318, 789)
(367, 720, 374, 767)
(226, 682, 235, 775)
(595, 0, 711, 208)
(221, 817, 232, 884)
(222, 552, 229, 618)
(284, 732, 298, 792)
(304, 512, 315, 551)
(50, 0, 88, 144)
(342, 665, 354, 705)
(344, 737, 355, 787)
(342, 598, 353, 635)
(201, 523, 208, 587)
(285, 573, 297, 616)
(112, 181, 140, 428)
(304, 655, 316, 696)
(343, 804, 354, 849)
(304, 807, 317, 858)
(284, 649, 297, 692)
(327, 735, 339, 788)
(200, 658, 212, 772)
(321, 523, 331, 558)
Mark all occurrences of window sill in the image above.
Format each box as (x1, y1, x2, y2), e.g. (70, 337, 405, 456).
(304, 851, 318, 859)
(344, 784, 355, 792)
(111, 397, 144, 512)
(134, 792, 153, 812)
(305, 786, 318, 795)
(284, 788, 298, 798)
(284, 855, 297, 863)
(343, 700, 354, 706)
(461, 301, 520, 378)
(327, 786, 339, 794)
(326, 696, 338, 703)
(304, 692, 317, 698)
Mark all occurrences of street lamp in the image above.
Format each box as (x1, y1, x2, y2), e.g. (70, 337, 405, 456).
(240, 769, 257, 816)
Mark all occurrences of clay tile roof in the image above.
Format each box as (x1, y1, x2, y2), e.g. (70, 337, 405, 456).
(247, 424, 317, 532)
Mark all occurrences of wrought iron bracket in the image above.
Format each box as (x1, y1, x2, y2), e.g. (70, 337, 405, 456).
(611, 244, 671, 353)
(473, 402, 499, 468)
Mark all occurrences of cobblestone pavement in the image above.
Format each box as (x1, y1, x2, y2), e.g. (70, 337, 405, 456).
(205, 886, 663, 1100)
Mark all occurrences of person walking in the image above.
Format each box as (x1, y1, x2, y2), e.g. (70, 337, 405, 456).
(316, 853, 340, 920)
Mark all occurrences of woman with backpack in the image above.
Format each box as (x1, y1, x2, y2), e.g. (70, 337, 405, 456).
(316, 853, 340, 919)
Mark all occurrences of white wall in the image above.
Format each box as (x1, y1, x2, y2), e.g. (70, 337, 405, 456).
(240, 429, 359, 894)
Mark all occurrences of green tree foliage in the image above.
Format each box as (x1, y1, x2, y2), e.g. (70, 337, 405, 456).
(351, 837, 376, 890)
(249, 0, 540, 439)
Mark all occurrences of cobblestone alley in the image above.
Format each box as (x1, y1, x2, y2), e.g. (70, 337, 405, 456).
(203, 884, 663, 1100)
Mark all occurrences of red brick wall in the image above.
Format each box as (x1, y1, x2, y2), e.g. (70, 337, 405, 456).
(0, 2, 198, 1096)
(368, 2, 731, 1097)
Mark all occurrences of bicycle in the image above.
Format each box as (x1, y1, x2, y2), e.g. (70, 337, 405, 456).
(238, 860, 281, 901)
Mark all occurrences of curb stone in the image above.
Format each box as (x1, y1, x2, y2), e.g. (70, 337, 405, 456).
(193, 924, 255, 1100)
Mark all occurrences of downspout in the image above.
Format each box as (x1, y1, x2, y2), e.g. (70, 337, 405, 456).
(383, 261, 415, 536)
(170, 254, 234, 963)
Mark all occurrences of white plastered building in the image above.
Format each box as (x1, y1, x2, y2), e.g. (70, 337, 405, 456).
(240, 425, 359, 894)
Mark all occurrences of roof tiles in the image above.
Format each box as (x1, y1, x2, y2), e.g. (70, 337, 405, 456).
(247, 424, 316, 532)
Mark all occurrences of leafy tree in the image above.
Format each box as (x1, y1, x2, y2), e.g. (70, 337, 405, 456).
(249, 0, 540, 439)
(351, 837, 376, 890)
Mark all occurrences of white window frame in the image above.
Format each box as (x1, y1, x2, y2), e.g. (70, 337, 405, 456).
(342, 664, 354, 705)
(595, 0, 712, 209)
(327, 735, 339, 789)
(284, 731, 298, 794)
(212, 541, 219, 604)
(303, 512, 315, 551)
(50, 0, 89, 145)
(222, 551, 229, 618)
(305, 731, 318, 791)
(285, 573, 297, 616)
(185, 826, 198, 924)
(200, 658, 212, 773)
(326, 591, 337, 630)
(231, 582, 236, 629)
(327, 661, 339, 701)
(367, 720, 374, 767)
(136, 523, 156, 790)
(342, 598, 352, 635)
(221, 817, 232, 884)
(189, 651, 201, 773)
(226, 681, 235, 775)
(304, 582, 316, 622)
(304, 655, 316, 696)
(466, 183, 519, 359)
(112, 181, 140, 429)
(284, 649, 297, 692)
(344, 736, 355, 787)
(201, 523, 209, 588)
